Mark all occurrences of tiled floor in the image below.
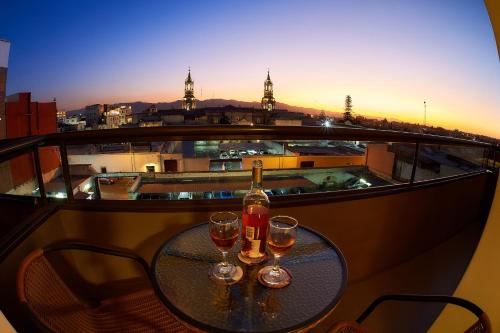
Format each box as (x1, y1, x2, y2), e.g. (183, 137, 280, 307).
(311, 221, 484, 333)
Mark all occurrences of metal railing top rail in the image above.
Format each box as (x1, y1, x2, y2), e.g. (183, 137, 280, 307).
(0, 136, 46, 163)
(40, 126, 496, 148)
(0, 136, 46, 158)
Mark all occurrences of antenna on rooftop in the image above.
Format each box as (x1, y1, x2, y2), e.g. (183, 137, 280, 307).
(424, 101, 427, 126)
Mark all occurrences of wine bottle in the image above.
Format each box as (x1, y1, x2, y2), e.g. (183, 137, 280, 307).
(239, 160, 269, 264)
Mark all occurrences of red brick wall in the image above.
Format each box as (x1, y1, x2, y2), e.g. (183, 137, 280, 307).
(5, 93, 60, 187)
(6, 92, 31, 138)
(35, 102, 57, 134)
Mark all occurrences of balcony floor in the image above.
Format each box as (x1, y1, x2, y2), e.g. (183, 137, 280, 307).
(310, 221, 483, 332)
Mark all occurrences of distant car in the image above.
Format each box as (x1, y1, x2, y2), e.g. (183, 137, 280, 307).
(259, 150, 265, 155)
(220, 152, 229, 159)
(290, 187, 306, 194)
(272, 188, 286, 195)
(158, 193, 172, 200)
(248, 149, 257, 155)
(238, 150, 247, 156)
(178, 192, 193, 200)
(99, 178, 114, 185)
(203, 192, 214, 199)
(219, 191, 233, 199)
(229, 149, 236, 156)
(264, 190, 273, 196)
(346, 178, 372, 189)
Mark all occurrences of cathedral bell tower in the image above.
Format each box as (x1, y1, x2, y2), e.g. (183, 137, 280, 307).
(261, 69, 276, 111)
(182, 68, 196, 111)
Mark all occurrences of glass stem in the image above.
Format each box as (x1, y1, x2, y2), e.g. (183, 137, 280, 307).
(273, 254, 280, 272)
(222, 251, 228, 267)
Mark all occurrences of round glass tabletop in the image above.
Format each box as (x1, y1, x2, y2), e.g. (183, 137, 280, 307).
(152, 223, 347, 333)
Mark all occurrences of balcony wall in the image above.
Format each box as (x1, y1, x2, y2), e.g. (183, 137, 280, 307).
(0, 172, 493, 332)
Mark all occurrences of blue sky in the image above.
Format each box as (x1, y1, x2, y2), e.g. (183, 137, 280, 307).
(1, 0, 499, 137)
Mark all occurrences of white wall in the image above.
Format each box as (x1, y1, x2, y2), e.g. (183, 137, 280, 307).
(68, 152, 161, 173)
(0, 40, 10, 68)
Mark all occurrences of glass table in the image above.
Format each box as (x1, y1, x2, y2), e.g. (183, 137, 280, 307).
(152, 223, 347, 333)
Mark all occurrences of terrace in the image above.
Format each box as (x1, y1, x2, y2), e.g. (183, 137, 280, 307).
(0, 125, 499, 332)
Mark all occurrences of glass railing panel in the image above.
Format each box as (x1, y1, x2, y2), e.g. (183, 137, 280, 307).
(66, 139, 418, 200)
(365, 142, 416, 184)
(0, 152, 40, 197)
(414, 144, 486, 182)
(38, 146, 71, 199)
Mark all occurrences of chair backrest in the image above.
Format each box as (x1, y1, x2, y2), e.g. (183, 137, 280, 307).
(465, 314, 492, 333)
(16, 248, 91, 332)
(356, 294, 492, 333)
(17, 243, 152, 332)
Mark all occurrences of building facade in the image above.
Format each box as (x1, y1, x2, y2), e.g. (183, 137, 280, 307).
(181, 69, 196, 111)
(0, 92, 61, 195)
(84, 104, 105, 128)
(261, 70, 276, 111)
(0, 39, 10, 139)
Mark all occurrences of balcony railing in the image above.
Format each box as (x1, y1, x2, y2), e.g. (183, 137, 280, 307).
(1, 126, 498, 209)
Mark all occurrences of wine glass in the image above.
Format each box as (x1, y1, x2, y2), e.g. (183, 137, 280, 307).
(258, 215, 298, 288)
(209, 211, 243, 284)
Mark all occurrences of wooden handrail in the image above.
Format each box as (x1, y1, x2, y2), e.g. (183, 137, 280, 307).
(42, 125, 495, 147)
(0, 135, 46, 162)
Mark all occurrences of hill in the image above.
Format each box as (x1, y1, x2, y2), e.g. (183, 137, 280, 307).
(67, 99, 345, 118)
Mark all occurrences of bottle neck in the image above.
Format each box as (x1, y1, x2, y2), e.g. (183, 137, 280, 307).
(251, 167, 263, 189)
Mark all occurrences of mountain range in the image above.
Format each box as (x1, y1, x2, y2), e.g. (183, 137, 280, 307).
(67, 99, 347, 118)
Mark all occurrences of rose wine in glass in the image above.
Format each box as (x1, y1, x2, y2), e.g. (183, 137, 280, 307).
(258, 215, 298, 288)
(209, 212, 243, 284)
(239, 160, 270, 265)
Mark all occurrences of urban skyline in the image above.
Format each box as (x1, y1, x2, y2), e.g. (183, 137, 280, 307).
(1, 0, 500, 138)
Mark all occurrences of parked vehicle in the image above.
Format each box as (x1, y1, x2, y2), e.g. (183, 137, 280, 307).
(99, 178, 114, 185)
(178, 192, 193, 200)
(346, 178, 372, 189)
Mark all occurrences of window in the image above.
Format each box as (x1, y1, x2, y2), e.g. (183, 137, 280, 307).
(146, 165, 155, 173)
(101, 167, 107, 173)
(300, 161, 314, 168)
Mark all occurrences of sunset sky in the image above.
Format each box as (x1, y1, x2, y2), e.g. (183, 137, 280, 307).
(1, 0, 499, 137)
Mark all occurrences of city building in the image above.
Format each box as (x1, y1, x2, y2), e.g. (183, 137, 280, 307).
(181, 68, 196, 111)
(99, 105, 132, 128)
(0, 92, 61, 195)
(83, 104, 105, 128)
(56, 110, 66, 121)
(0, 39, 10, 139)
(63, 115, 86, 131)
(261, 70, 276, 111)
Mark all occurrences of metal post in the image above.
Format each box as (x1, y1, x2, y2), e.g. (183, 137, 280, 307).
(423, 101, 427, 127)
(33, 145, 47, 204)
(60, 142, 74, 202)
(493, 146, 498, 170)
(410, 142, 420, 185)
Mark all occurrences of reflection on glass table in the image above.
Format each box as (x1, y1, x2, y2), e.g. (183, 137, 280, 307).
(152, 223, 347, 333)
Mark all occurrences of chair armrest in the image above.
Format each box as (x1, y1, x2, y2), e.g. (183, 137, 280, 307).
(43, 241, 150, 275)
(357, 294, 486, 323)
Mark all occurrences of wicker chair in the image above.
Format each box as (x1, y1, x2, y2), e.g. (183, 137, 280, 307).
(329, 294, 491, 333)
(17, 242, 194, 333)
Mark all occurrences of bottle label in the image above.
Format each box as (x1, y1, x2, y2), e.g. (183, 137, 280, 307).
(249, 240, 261, 258)
(246, 226, 255, 239)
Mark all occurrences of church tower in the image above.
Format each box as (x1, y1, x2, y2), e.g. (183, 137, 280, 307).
(261, 69, 276, 111)
(182, 68, 196, 111)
